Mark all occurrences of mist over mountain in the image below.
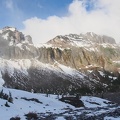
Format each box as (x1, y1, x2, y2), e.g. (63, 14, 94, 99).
(0, 26, 120, 94)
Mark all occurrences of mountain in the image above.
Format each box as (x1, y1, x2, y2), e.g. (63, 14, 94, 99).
(47, 32, 119, 70)
(0, 26, 120, 94)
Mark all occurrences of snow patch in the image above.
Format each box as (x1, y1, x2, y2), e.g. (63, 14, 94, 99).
(35, 43, 52, 48)
(35, 43, 66, 51)
(113, 61, 120, 64)
(56, 117, 66, 120)
(16, 43, 24, 50)
(101, 43, 116, 48)
(0, 30, 2, 34)
(9, 27, 16, 31)
(104, 117, 120, 120)
(2, 33, 9, 40)
(57, 64, 74, 75)
(54, 62, 84, 78)
(90, 32, 94, 37)
(81, 96, 111, 108)
(0, 59, 32, 76)
(99, 71, 105, 76)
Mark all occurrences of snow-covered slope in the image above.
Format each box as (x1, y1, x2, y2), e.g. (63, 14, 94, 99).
(0, 58, 99, 93)
(0, 87, 119, 120)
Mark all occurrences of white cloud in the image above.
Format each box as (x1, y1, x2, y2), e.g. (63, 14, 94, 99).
(21, 0, 120, 44)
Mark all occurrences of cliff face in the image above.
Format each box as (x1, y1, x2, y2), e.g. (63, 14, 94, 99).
(0, 27, 120, 94)
(41, 33, 120, 72)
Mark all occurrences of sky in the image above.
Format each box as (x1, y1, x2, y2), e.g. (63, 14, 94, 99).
(0, 0, 120, 44)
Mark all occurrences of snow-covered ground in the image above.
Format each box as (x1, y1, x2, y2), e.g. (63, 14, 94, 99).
(0, 87, 119, 120)
(104, 117, 120, 120)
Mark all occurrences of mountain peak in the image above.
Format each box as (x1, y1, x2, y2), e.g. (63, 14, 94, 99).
(47, 32, 116, 47)
(2, 26, 16, 32)
(0, 26, 33, 45)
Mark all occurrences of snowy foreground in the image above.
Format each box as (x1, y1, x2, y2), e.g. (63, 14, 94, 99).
(0, 87, 120, 120)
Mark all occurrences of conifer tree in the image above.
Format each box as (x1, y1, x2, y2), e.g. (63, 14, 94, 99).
(8, 91, 13, 103)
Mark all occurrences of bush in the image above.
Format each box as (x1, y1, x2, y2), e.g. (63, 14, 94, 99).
(25, 112, 38, 120)
(21, 97, 42, 104)
(10, 116, 21, 120)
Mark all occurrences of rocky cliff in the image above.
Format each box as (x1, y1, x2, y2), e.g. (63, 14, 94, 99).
(44, 33, 120, 71)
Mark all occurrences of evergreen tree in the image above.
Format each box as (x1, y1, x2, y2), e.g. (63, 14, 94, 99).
(0, 89, 3, 98)
(5, 101, 10, 107)
(8, 91, 13, 103)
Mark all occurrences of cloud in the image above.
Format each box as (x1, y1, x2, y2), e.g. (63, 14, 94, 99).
(21, 0, 120, 44)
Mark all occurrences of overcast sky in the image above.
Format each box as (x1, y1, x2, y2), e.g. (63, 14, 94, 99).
(0, 0, 120, 44)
